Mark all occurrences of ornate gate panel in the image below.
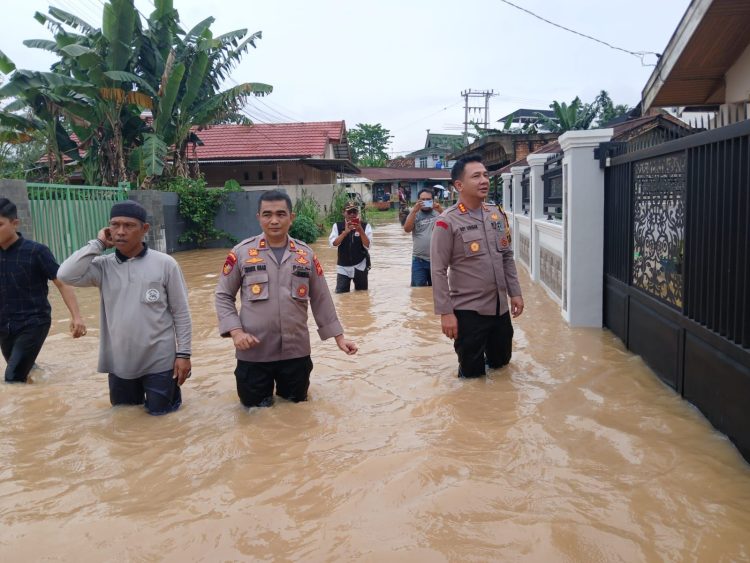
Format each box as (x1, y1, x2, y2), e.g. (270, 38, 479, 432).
(631, 153, 685, 308)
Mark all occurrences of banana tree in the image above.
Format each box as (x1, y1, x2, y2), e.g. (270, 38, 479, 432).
(133, 13, 272, 183)
(535, 97, 598, 133)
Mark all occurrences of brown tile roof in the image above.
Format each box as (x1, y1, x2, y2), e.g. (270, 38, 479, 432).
(193, 121, 347, 160)
(359, 167, 452, 182)
(497, 158, 528, 175)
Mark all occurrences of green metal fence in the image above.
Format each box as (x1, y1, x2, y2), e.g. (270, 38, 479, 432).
(26, 182, 129, 261)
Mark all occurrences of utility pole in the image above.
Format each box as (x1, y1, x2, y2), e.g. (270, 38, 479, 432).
(461, 89, 496, 146)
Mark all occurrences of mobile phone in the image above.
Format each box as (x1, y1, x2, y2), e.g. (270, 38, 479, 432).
(349, 217, 360, 226)
(422, 200, 433, 209)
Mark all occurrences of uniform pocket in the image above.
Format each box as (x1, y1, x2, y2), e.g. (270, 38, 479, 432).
(244, 272, 269, 301)
(461, 230, 487, 257)
(291, 273, 310, 302)
(140, 280, 166, 305)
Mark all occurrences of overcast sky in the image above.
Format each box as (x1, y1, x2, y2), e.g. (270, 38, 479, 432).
(2, 0, 690, 155)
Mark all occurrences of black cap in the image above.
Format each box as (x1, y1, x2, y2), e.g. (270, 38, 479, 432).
(110, 200, 147, 223)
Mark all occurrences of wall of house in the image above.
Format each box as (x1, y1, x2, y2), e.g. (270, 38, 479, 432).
(725, 41, 750, 103)
(513, 140, 550, 162)
(201, 162, 336, 188)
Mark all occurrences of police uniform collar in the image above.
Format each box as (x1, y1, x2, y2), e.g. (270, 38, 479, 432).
(115, 243, 148, 262)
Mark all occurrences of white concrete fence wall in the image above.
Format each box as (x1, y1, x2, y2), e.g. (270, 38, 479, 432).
(506, 129, 613, 327)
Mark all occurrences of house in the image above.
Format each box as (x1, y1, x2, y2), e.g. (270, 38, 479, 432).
(448, 131, 560, 173)
(192, 121, 359, 187)
(641, 0, 750, 124)
(358, 167, 452, 202)
(406, 131, 464, 169)
(497, 108, 556, 130)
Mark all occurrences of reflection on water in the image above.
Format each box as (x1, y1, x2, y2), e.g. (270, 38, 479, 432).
(2, 221, 749, 561)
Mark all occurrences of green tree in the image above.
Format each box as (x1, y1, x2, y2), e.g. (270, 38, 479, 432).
(594, 90, 630, 126)
(348, 123, 392, 167)
(535, 97, 599, 133)
(0, 1, 272, 186)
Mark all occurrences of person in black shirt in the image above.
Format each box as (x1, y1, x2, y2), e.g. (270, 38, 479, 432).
(328, 201, 373, 293)
(0, 198, 86, 383)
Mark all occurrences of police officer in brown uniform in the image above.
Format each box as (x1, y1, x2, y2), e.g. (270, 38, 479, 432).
(430, 154, 524, 378)
(215, 190, 357, 407)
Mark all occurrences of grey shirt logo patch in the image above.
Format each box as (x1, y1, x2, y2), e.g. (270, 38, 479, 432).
(145, 288, 160, 303)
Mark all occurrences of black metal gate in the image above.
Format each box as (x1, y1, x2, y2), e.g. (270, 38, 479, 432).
(602, 119, 750, 462)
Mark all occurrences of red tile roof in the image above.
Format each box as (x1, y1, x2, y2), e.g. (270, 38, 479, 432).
(193, 121, 347, 160)
(359, 167, 452, 181)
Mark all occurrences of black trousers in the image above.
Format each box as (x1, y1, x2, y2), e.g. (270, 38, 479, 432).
(108, 370, 182, 415)
(1, 322, 51, 383)
(335, 269, 368, 293)
(234, 356, 313, 407)
(454, 310, 514, 378)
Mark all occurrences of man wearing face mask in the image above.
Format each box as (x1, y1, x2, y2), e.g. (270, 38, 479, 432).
(403, 187, 443, 287)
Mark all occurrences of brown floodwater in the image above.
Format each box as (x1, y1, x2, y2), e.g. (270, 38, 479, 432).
(2, 220, 749, 562)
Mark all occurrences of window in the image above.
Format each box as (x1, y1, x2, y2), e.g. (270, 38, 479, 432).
(272, 170, 277, 181)
(243, 172, 249, 181)
(257, 171, 264, 181)
(419, 157, 427, 168)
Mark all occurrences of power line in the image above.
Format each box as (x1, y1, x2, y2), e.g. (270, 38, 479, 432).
(497, 0, 659, 66)
(391, 101, 462, 132)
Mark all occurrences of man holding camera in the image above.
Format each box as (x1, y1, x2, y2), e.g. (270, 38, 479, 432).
(403, 187, 443, 287)
(329, 201, 372, 293)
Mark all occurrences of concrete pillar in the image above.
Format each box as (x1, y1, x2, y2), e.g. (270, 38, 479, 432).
(558, 129, 613, 327)
(526, 153, 552, 282)
(510, 166, 526, 256)
(127, 190, 167, 253)
(0, 180, 33, 238)
(500, 172, 512, 214)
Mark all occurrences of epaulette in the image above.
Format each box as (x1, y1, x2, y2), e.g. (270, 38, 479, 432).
(237, 236, 257, 247)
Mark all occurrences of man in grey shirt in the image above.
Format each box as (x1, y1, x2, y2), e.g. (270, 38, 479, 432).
(403, 187, 443, 286)
(58, 201, 192, 415)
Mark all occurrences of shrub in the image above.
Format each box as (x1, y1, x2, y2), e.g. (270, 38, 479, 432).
(290, 214, 321, 244)
(155, 176, 238, 247)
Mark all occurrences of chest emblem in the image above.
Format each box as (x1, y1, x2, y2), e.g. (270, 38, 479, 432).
(297, 285, 308, 298)
(470, 241, 480, 253)
(246, 257, 264, 264)
(491, 213, 499, 221)
(296, 256, 309, 265)
(500, 237, 509, 248)
(248, 248, 259, 256)
(145, 288, 160, 302)
(251, 284, 262, 295)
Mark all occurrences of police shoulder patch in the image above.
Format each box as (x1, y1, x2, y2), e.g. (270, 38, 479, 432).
(313, 255, 324, 276)
(223, 251, 237, 276)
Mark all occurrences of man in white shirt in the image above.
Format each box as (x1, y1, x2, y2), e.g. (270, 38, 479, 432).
(328, 201, 373, 293)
